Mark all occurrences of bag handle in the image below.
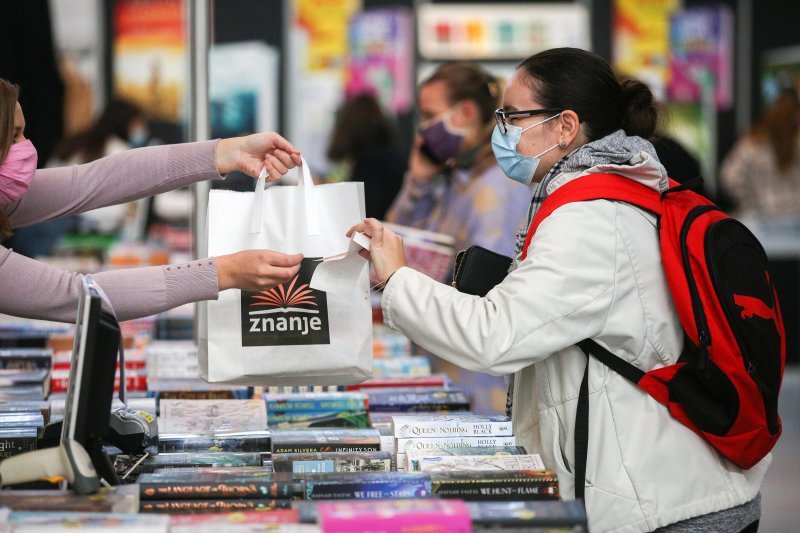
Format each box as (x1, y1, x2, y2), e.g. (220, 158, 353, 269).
(250, 156, 320, 235)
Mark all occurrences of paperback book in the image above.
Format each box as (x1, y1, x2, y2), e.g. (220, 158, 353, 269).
(303, 471, 433, 500)
(140, 498, 292, 513)
(368, 389, 471, 413)
(267, 410, 369, 429)
(137, 471, 296, 500)
(346, 374, 450, 390)
(393, 414, 512, 439)
(468, 500, 588, 531)
(139, 452, 262, 473)
(396, 435, 518, 455)
(156, 431, 271, 454)
(0, 485, 139, 513)
(0, 348, 52, 370)
(431, 470, 560, 501)
(271, 451, 392, 474)
(158, 399, 267, 433)
(406, 445, 528, 471)
(0, 427, 37, 459)
(418, 453, 546, 472)
(270, 428, 381, 454)
(168, 509, 303, 530)
(8, 512, 169, 532)
(265, 392, 367, 412)
(317, 498, 471, 532)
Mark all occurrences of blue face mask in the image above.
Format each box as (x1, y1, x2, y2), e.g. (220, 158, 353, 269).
(491, 114, 561, 185)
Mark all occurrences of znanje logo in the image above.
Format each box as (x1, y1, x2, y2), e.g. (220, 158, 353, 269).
(240, 258, 330, 346)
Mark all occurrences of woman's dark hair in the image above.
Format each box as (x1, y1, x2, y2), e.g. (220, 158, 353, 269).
(420, 62, 503, 173)
(753, 89, 800, 173)
(518, 48, 658, 141)
(55, 98, 143, 163)
(327, 94, 396, 162)
(0, 79, 20, 241)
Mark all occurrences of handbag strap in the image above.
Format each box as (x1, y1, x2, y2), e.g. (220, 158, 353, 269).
(250, 156, 320, 235)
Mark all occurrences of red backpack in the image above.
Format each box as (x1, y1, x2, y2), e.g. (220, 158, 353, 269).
(521, 173, 785, 496)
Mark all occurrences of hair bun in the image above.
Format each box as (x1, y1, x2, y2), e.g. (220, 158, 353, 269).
(620, 79, 658, 140)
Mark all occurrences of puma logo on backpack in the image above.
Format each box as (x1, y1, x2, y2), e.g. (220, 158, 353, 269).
(523, 173, 786, 475)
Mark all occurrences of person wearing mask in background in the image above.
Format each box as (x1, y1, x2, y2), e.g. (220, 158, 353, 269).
(350, 48, 764, 532)
(720, 89, 800, 219)
(325, 94, 406, 220)
(386, 61, 532, 257)
(10, 99, 149, 256)
(0, 78, 304, 323)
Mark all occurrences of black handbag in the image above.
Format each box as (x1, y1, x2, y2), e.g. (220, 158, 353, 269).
(451, 245, 513, 297)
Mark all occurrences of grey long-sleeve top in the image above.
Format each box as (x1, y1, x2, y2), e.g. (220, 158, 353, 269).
(1, 140, 224, 323)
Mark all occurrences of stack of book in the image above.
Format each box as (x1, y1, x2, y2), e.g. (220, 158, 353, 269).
(137, 469, 296, 513)
(265, 392, 369, 429)
(0, 350, 49, 463)
(270, 428, 389, 475)
(391, 414, 516, 471)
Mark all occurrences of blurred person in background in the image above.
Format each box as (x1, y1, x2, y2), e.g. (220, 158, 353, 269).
(386, 61, 533, 256)
(0, 78, 303, 323)
(720, 89, 800, 218)
(325, 93, 406, 220)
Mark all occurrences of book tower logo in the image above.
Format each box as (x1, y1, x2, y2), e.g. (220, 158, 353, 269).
(240, 258, 330, 346)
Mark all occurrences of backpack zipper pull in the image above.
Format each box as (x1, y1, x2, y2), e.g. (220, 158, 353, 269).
(747, 362, 771, 396)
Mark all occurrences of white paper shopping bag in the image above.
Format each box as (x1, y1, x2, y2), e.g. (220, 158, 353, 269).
(199, 159, 372, 385)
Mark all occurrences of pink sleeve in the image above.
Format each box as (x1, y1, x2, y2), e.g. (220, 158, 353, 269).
(0, 245, 219, 323)
(4, 140, 223, 228)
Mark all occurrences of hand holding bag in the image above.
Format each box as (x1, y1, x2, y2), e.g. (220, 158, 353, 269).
(199, 158, 372, 385)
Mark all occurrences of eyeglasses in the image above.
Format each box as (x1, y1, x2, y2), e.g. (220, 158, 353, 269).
(494, 108, 563, 134)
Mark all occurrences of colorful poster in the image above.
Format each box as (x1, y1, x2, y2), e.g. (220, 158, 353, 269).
(345, 8, 414, 114)
(296, 0, 361, 73)
(668, 6, 734, 110)
(417, 3, 590, 60)
(113, 0, 185, 122)
(613, 0, 681, 100)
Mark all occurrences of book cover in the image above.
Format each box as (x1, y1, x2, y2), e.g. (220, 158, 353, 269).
(140, 498, 292, 514)
(270, 428, 381, 454)
(0, 485, 139, 513)
(156, 431, 271, 454)
(318, 498, 471, 532)
(267, 410, 369, 429)
(303, 472, 433, 500)
(0, 348, 52, 370)
(272, 451, 392, 474)
(406, 445, 527, 471)
(396, 435, 517, 455)
(138, 472, 295, 500)
(0, 427, 37, 459)
(467, 500, 588, 530)
(8, 511, 169, 531)
(431, 470, 560, 501)
(159, 399, 267, 433)
(418, 453, 545, 472)
(369, 389, 470, 413)
(266, 392, 367, 412)
(139, 452, 262, 473)
(392, 414, 512, 438)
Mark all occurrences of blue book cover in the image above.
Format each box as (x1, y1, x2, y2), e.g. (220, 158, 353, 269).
(303, 471, 433, 500)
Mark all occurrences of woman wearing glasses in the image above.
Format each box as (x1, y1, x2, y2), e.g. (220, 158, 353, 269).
(351, 48, 763, 532)
(386, 61, 532, 257)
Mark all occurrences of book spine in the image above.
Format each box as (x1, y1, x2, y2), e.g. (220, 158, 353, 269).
(272, 444, 380, 454)
(394, 421, 513, 439)
(267, 400, 367, 412)
(432, 479, 559, 501)
(139, 480, 294, 500)
(396, 436, 517, 454)
(157, 437, 271, 454)
(305, 480, 432, 500)
(140, 498, 292, 513)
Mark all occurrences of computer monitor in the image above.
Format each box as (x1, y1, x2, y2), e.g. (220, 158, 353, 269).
(60, 278, 122, 485)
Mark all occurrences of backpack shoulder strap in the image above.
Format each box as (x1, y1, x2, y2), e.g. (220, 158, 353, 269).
(520, 173, 664, 261)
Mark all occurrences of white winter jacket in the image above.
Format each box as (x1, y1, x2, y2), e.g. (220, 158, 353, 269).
(381, 152, 769, 532)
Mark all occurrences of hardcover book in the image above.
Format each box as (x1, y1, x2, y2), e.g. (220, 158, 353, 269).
(0, 486, 138, 513)
(140, 498, 292, 513)
(158, 399, 267, 433)
(431, 470, 560, 501)
(271, 451, 392, 474)
(8, 511, 169, 531)
(317, 498, 471, 532)
(138, 471, 296, 500)
(267, 410, 369, 429)
(406, 445, 528, 471)
(139, 452, 262, 473)
(168, 509, 302, 530)
(265, 392, 367, 412)
(303, 471, 433, 500)
(467, 500, 588, 531)
(396, 435, 518, 455)
(392, 414, 512, 439)
(346, 374, 450, 390)
(270, 428, 381, 454)
(156, 431, 271, 454)
(368, 390, 469, 412)
(0, 427, 37, 459)
(0, 348, 52, 370)
(418, 453, 546, 472)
